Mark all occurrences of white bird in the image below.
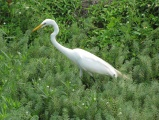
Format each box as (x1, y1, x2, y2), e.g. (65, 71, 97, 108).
(33, 19, 125, 79)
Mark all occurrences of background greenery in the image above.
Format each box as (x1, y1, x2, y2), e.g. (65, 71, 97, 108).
(0, 0, 159, 119)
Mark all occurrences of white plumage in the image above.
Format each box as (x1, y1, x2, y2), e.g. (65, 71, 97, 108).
(33, 19, 125, 79)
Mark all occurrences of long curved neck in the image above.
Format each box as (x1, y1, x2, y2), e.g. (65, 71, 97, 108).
(50, 20, 75, 61)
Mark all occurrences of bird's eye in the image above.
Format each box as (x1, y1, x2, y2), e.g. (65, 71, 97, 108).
(43, 23, 46, 25)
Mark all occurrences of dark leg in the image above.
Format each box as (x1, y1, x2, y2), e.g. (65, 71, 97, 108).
(80, 76, 96, 89)
(90, 76, 95, 82)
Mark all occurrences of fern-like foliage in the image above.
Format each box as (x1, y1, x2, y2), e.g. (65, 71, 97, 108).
(0, 0, 159, 119)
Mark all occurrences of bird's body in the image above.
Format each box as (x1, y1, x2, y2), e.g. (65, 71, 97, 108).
(33, 19, 124, 79)
(71, 48, 120, 78)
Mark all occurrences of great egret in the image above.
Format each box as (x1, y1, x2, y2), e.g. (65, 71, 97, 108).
(33, 19, 126, 79)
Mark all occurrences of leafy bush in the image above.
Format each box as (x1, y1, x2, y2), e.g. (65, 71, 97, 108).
(0, 0, 159, 119)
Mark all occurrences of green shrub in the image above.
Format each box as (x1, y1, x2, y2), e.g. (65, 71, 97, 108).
(0, 0, 159, 119)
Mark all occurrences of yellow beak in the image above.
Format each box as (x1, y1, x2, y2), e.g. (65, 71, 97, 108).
(32, 24, 43, 32)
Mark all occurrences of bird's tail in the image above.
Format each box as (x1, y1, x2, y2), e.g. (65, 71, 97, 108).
(116, 69, 130, 80)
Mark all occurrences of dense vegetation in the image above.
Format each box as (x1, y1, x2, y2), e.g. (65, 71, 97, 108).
(0, 0, 159, 119)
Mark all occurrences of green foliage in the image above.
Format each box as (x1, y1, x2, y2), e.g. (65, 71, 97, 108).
(0, 0, 159, 119)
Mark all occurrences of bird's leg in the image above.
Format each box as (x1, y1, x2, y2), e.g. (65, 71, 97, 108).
(88, 72, 95, 82)
(90, 76, 96, 82)
(79, 68, 87, 87)
(79, 68, 83, 78)
(79, 69, 92, 89)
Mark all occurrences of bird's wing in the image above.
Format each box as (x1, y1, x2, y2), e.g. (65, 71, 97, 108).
(73, 48, 118, 77)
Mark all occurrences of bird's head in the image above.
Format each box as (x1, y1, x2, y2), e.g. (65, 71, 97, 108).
(32, 19, 56, 32)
